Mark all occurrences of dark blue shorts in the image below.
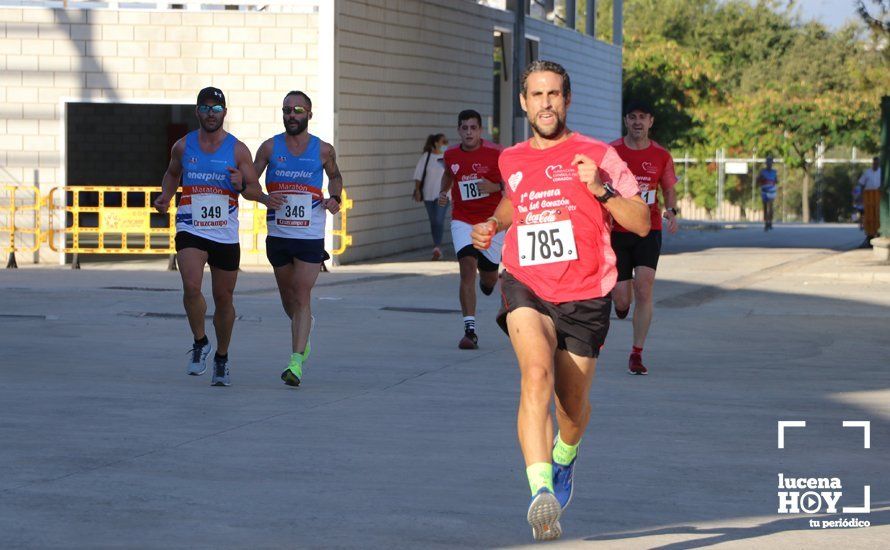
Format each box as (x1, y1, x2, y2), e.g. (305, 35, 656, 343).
(265, 236, 330, 267)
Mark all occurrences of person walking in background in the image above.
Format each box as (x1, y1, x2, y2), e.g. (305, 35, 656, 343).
(859, 156, 882, 248)
(757, 155, 779, 231)
(413, 133, 449, 260)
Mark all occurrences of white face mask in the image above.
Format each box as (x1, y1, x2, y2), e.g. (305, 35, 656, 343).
(437, 143, 448, 153)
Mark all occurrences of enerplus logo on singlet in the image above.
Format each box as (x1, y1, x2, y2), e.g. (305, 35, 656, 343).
(274, 169, 314, 179)
(186, 171, 228, 183)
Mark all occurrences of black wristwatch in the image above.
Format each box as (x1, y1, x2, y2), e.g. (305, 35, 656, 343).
(595, 183, 617, 204)
(330, 194, 341, 204)
(665, 207, 678, 216)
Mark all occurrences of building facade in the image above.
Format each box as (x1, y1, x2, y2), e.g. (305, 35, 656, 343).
(0, 0, 622, 265)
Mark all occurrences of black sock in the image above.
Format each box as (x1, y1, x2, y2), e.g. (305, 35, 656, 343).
(214, 352, 228, 361)
(195, 335, 209, 346)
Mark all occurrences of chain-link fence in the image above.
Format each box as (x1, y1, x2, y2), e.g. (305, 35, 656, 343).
(675, 149, 877, 223)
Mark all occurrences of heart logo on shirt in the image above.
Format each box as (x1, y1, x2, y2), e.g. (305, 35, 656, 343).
(508, 171, 523, 191)
(641, 161, 657, 174)
(451, 163, 460, 174)
(544, 164, 563, 180)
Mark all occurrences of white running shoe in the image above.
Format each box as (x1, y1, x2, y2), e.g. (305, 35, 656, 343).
(187, 340, 211, 376)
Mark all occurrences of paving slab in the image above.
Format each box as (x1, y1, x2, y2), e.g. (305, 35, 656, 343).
(1, 223, 888, 548)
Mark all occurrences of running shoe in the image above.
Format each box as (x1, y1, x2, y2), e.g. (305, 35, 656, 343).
(211, 356, 231, 387)
(527, 487, 562, 541)
(552, 454, 577, 510)
(614, 305, 630, 319)
(281, 354, 303, 387)
(479, 279, 495, 296)
(431, 247, 442, 261)
(458, 330, 478, 350)
(187, 340, 212, 376)
(628, 353, 648, 375)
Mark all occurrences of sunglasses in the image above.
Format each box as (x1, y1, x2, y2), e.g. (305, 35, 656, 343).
(197, 104, 224, 114)
(282, 106, 308, 115)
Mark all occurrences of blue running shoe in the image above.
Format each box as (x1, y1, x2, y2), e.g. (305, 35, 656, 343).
(187, 340, 211, 376)
(526, 488, 562, 541)
(211, 356, 231, 387)
(553, 457, 576, 510)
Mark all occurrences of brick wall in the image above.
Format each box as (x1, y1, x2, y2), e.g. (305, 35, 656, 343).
(0, 5, 323, 263)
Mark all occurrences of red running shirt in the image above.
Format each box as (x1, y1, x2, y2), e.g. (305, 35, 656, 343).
(499, 133, 640, 303)
(609, 138, 678, 232)
(443, 140, 503, 225)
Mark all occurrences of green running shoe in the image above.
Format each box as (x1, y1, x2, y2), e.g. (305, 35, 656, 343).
(281, 353, 303, 387)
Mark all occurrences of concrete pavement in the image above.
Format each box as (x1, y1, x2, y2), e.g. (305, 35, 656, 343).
(0, 223, 888, 548)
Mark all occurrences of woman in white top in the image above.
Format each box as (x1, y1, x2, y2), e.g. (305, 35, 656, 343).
(413, 133, 449, 260)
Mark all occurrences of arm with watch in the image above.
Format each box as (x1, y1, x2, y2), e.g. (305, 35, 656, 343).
(661, 185, 679, 234)
(321, 141, 344, 214)
(573, 153, 650, 237)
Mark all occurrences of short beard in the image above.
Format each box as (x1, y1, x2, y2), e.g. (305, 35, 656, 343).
(285, 119, 308, 136)
(529, 115, 566, 140)
(200, 119, 222, 133)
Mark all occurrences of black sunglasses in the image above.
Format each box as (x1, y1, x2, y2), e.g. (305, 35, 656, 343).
(197, 104, 224, 114)
(282, 106, 308, 115)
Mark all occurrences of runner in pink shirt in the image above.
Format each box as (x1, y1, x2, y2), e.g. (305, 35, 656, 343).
(471, 61, 649, 542)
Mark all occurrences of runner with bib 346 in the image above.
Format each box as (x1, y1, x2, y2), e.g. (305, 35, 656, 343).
(253, 90, 344, 388)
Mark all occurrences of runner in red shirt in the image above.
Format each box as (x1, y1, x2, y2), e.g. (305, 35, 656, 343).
(609, 100, 679, 375)
(471, 61, 649, 542)
(437, 109, 504, 350)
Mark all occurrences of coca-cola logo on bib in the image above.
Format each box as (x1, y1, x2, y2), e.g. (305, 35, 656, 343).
(525, 209, 558, 224)
(508, 171, 523, 191)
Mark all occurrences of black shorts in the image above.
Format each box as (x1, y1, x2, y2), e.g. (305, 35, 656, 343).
(456, 244, 499, 272)
(612, 230, 662, 282)
(496, 271, 611, 358)
(175, 231, 240, 271)
(266, 236, 330, 267)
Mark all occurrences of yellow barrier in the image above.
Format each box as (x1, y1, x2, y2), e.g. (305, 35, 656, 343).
(331, 189, 353, 256)
(47, 186, 177, 257)
(46, 186, 353, 265)
(1, 185, 42, 268)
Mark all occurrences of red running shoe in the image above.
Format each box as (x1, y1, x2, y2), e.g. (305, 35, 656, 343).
(628, 353, 648, 375)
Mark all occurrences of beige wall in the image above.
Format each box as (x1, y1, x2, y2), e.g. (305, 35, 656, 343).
(0, 5, 323, 263)
(1, 2, 621, 265)
(335, 0, 622, 263)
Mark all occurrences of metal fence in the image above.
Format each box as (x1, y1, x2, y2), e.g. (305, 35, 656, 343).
(1, 184, 353, 268)
(674, 149, 876, 223)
